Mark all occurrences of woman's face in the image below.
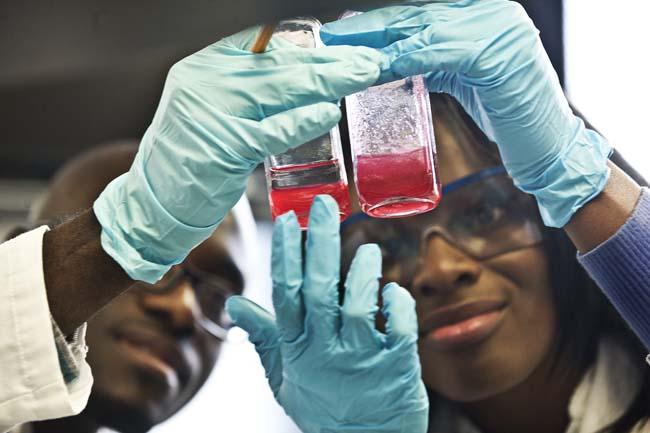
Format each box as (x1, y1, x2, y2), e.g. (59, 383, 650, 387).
(342, 99, 558, 402)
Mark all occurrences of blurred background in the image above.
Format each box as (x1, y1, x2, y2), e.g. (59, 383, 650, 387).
(1, 0, 648, 431)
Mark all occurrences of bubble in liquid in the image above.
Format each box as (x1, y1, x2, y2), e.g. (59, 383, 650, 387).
(347, 77, 430, 155)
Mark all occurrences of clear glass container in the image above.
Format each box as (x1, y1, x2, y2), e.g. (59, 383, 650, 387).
(346, 73, 441, 218)
(264, 18, 351, 229)
(341, 11, 440, 219)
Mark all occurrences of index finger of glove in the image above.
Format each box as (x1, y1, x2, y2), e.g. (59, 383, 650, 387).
(387, 34, 478, 84)
(271, 211, 305, 343)
(320, 6, 429, 49)
(253, 102, 342, 157)
(226, 296, 281, 350)
(341, 244, 383, 349)
(381, 283, 418, 350)
(244, 51, 382, 118)
(303, 195, 342, 340)
(321, 8, 465, 85)
(225, 297, 283, 395)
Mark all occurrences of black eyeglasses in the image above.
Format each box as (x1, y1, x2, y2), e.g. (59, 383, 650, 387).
(135, 264, 240, 341)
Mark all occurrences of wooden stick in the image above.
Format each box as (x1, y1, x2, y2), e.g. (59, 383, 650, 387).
(251, 24, 277, 53)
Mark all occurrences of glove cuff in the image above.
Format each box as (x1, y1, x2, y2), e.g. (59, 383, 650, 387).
(93, 162, 219, 283)
(318, 407, 428, 433)
(517, 122, 612, 228)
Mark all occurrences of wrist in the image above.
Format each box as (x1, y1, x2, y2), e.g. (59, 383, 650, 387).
(518, 121, 612, 228)
(44, 210, 132, 335)
(93, 166, 219, 283)
(566, 162, 642, 252)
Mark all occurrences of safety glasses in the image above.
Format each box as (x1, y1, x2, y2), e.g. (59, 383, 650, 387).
(134, 264, 241, 342)
(341, 166, 544, 273)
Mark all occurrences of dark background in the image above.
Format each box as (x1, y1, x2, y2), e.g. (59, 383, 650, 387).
(0, 0, 564, 179)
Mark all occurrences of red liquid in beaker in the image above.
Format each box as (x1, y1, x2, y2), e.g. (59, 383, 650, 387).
(269, 162, 351, 228)
(355, 148, 441, 218)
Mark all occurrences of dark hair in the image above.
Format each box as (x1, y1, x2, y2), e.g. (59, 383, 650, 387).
(429, 93, 650, 433)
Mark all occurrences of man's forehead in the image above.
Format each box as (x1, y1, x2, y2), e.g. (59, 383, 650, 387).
(186, 229, 243, 281)
(188, 232, 231, 266)
(30, 143, 138, 224)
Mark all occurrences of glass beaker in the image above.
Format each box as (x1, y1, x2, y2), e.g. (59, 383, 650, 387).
(342, 12, 441, 219)
(264, 18, 351, 229)
(346, 75, 441, 218)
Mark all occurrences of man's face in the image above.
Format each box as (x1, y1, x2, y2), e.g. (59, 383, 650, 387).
(83, 233, 243, 433)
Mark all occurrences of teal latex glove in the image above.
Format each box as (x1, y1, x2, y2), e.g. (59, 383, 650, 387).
(227, 195, 428, 433)
(93, 27, 383, 283)
(321, 0, 612, 228)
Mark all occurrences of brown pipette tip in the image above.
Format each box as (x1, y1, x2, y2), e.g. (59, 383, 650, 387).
(251, 24, 277, 53)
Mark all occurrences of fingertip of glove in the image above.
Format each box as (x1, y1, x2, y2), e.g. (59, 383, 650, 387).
(320, 11, 379, 43)
(356, 243, 382, 260)
(319, 23, 345, 44)
(348, 244, 382, 283)
(312, 194, 340, 216)
(382, 281, 401, 295)
(325, 46, 383, 80)
(273, 211, 301, 248)
(381, 283, 418, 337)
(350, 55, 383, 83)
(225, 296, 245, 320)
(318, 102, 343, 125)
(226, 296, 271, 330)
(307, 195, 341, 233)
(382, 282, 414, 305)
(276, 210, 299, 228)
(318, 28, 335, 45)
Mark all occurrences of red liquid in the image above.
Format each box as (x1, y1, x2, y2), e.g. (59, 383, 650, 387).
(270, 181, 351, 229)
(355, 148, 441, 218)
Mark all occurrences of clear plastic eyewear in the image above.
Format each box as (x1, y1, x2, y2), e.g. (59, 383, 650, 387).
(341, 166, 544, 273)
(136, 264, 246, 343)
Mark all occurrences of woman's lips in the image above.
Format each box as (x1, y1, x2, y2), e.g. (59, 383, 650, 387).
(420, 300, 507, 350)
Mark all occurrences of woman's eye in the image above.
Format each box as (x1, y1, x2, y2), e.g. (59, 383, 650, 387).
(460, 203, 506, 231)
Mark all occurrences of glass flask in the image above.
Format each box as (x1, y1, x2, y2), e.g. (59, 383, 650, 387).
(264, 18, 351, 229)
(343, 12, 441, 218)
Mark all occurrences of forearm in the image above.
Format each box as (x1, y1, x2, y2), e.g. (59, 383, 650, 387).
(565, 161, 642, 253)
(575, 185, 650, 349)
(565, 160, 650, 349)
(43, 209, 133, 335)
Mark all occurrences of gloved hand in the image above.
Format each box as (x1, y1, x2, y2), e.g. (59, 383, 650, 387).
(227, 195, 428, 433)
(93, 27, 383, 283)
(321, 0, 611, 228)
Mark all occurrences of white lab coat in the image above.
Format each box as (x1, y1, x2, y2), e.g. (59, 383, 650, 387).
(0, 227, 92, 433)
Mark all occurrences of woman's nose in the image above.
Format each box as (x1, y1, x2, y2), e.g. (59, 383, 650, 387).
(140, 280, 201, 334)
(412, 235, 482, 298)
